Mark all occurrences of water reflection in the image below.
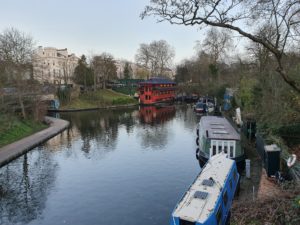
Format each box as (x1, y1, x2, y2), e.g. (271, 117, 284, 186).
(138, 105, 176, 150)
(46, 109, 139, 158)
(138, 105, 176, 125)
(0, 105, 200, 225)
(0, 150, 58, 225)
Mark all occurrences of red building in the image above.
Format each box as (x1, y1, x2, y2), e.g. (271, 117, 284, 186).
(138, 77, 176, 105)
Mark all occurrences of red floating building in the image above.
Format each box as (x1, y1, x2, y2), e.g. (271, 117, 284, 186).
(138, 77, 176, 105)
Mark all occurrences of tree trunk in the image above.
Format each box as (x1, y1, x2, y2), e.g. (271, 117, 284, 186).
(18, 93, 26, 119)
(84, 71, 87, 93)
(94, 74, 97, 92)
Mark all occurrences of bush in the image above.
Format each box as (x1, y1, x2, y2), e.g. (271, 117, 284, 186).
(112, 97, 136, 105)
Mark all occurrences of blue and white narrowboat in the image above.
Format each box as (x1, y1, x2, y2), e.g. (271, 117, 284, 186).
(196, 116, 245, 168)
(171, 153, 240, 225)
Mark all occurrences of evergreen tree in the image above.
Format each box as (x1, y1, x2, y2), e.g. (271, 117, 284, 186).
(123, 62, 132, 79)
(73, 55, 94, 91)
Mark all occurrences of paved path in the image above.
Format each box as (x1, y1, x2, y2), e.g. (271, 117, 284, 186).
(0, 116, 69, 167)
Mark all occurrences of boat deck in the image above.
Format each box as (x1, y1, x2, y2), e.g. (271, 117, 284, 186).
(200, 116, 240, 140)
(173, 154, 235, 223)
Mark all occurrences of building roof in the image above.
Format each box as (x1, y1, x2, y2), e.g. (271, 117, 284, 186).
(199, 116, 240, 140)
(173, 153, 235, 223)
(139, 77, 176, 85)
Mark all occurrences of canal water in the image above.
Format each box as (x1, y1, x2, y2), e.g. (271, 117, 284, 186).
(0, 105, 200, 225)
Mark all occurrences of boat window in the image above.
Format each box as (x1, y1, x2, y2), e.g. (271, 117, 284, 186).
(216, 205, 222, 225)
(224, 141, 228, 154)
(211, 140, 217, 156)
(229, 141, 235, 158)
(218, 145, 222, 153)
(230, 145, 234, 158)
(213, 145, 216, 155)
(223, 191, 228, 206)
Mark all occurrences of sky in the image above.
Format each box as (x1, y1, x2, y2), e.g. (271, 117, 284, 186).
(0, 0, 212, 64)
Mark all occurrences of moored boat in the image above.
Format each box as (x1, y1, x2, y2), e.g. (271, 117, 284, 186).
(138, 77, 176, 105)
(196, 116, 245, 168)
(171, 153, 240, 225)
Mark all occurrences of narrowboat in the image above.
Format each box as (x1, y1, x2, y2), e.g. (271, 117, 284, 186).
(196, 116, 245, 168)
(194, 102, 206, 114)
(171, 153, 240, 225)
(138, 77, 176, 105)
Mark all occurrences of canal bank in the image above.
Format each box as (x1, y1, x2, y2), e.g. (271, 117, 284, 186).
(49, 103, 138, 112)
(0, 116, 69, 167)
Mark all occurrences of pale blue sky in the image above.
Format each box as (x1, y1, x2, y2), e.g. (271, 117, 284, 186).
(0, 0, 209, 64)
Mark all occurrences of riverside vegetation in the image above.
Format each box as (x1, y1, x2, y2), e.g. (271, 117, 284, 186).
(59, 89, 137, 110)
(0, 114, 47, 148)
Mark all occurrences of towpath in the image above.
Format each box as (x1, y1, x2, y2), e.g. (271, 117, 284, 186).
(0, 116, 69, 167)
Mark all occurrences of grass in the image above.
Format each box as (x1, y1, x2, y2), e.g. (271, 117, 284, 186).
(61, 89, 137, 110)
(0, 114, 47, 148)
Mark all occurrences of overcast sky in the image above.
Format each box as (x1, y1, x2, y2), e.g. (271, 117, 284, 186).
(0, 0, 216, 64)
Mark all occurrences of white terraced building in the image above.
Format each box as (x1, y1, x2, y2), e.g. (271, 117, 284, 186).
(33, 46, 79, 85)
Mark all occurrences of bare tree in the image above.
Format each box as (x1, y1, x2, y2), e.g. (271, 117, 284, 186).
(0, 28, 35, 118)
(91, 53, 117, 90)
(200, 27, 232, 64)
(247, 26, 275, 73)
(135, 43, 152, 76)
(142, 0, 300, 93)
(135, 40, 175, 78)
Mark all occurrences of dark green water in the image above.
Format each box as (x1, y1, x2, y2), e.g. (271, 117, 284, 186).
(0, 105, 200, 225)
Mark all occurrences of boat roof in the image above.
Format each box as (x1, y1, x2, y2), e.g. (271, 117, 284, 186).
(139, 77, 176, 85)
(173, 154, 235, 223)
(199, 116, 240, 140)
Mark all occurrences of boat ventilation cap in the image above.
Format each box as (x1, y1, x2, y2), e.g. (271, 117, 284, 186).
(194, 191, 208, 200)
(202, 179, 214, 187)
